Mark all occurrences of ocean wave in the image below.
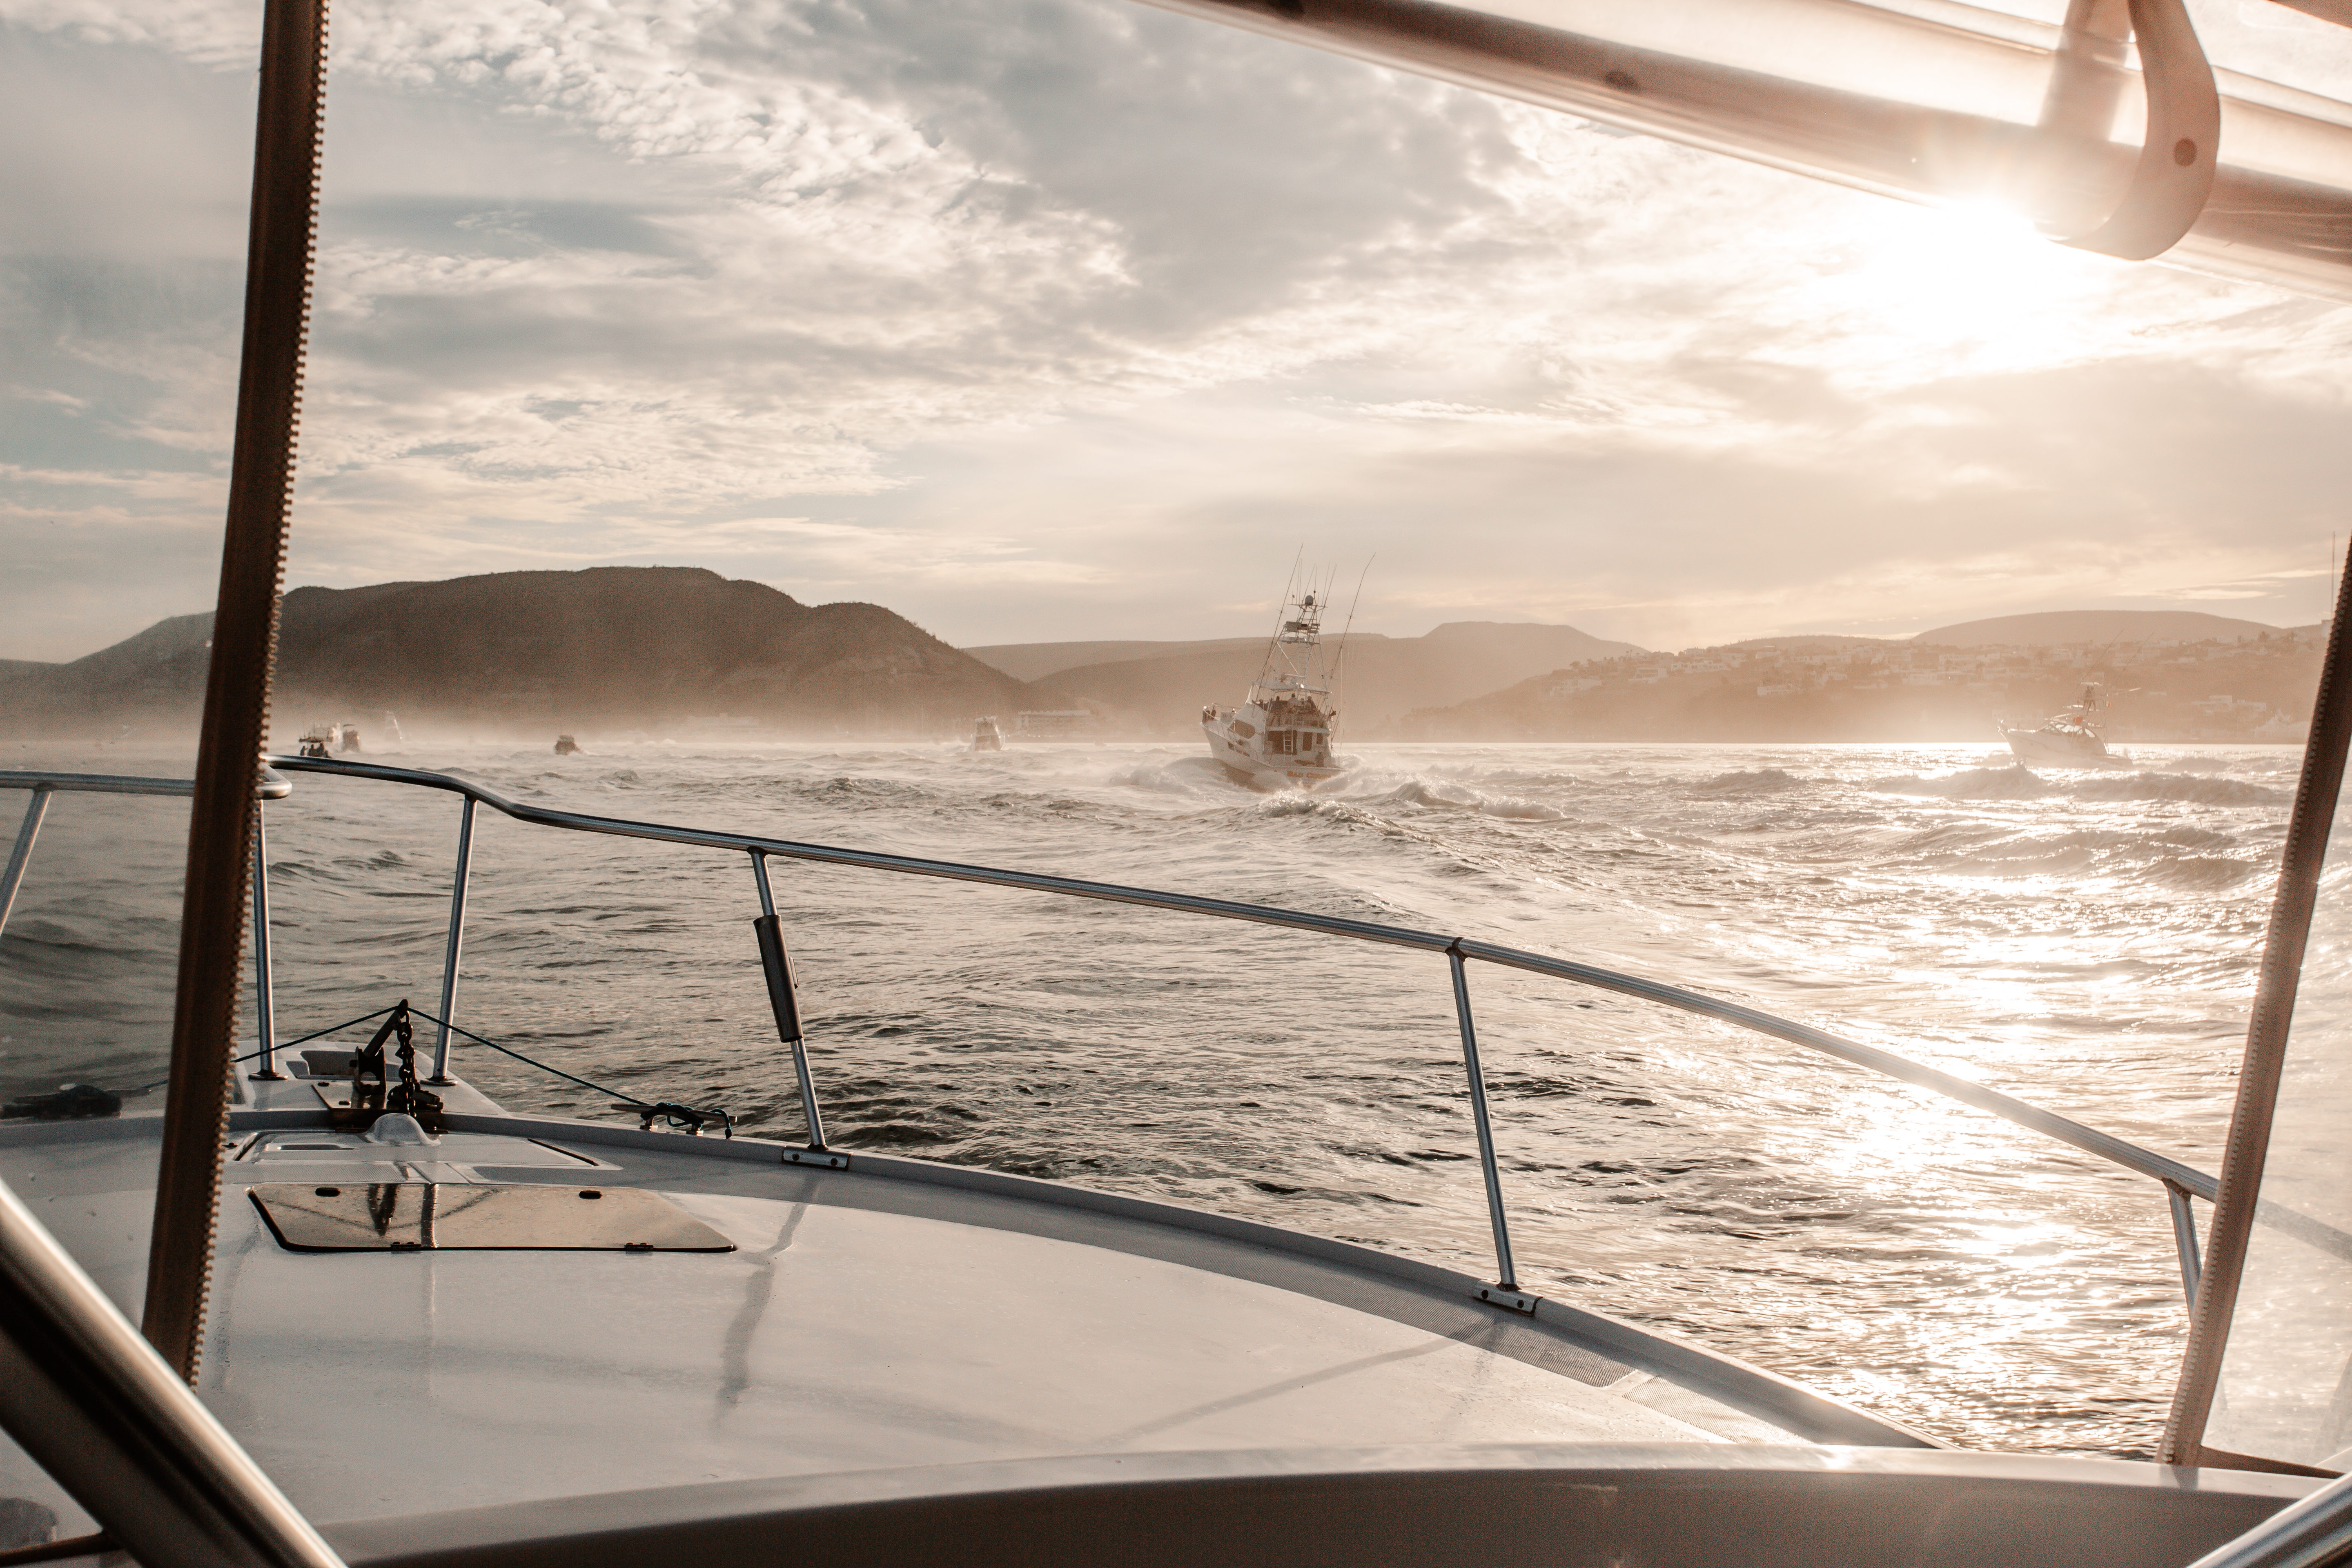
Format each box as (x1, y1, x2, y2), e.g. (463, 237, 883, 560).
(1448, 769, 1585, 789)
(1693, 768, 1809, 795)
(1878, 820, 2262, 886)
(2143, 855, 2261, 890)
(1868, 766, 2284, 806)
(1104, 757, 1238, 798)
(1383, 779, 1565, 821)
(1869, 766, 2051, 800)
(2069, 773, 2288, 806)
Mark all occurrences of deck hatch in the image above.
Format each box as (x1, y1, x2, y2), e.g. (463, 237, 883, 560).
(248, 1183, 734, 1252)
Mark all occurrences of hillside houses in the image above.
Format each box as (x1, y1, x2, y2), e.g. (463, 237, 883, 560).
(1393, 628, 2322, 743)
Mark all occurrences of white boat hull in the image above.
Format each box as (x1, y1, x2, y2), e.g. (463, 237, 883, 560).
(1203, 718, 1345, 787)
(2002, 727, 2132, 769)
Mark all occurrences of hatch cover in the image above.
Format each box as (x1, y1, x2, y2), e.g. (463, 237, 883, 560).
(248, 1183, 734, 1253)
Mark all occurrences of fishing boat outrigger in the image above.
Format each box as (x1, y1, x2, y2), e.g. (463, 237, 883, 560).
(1201, 584, 1347, 788)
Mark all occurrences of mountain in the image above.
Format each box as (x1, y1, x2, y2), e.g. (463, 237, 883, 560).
(0, 568, 1051, 738)
(1009, 621, 1644, 734)
(966, 637, 1304, 684)
(1912, 610, 2282, 646)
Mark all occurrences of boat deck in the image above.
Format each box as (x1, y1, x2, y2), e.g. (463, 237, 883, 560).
(0, 1075, 1912, 1530)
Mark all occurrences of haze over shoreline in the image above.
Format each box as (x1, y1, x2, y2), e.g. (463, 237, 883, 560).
(0, 568, 2321, 746)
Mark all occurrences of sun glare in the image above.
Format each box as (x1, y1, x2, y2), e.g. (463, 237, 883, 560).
(1825, 197, 2126, 365)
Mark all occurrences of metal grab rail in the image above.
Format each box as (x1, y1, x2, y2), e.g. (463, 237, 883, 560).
(0, 760, 2227, 1308)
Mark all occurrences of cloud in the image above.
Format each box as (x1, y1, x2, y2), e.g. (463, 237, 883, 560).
(2, 0, 2350, 660)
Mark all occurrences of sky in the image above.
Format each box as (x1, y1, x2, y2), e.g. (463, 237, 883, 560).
(4, 0, 2352, 661)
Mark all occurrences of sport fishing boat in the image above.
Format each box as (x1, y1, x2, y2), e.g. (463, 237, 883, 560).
(2002, 685, 2133, 770)
(971, 715, 1005, 752)
(292, 724, 361, 761)
(8, 0, 2352, 1562)
(1201, 584, 1345, 787)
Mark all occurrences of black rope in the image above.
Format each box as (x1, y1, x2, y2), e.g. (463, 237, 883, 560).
(408, 1006, 733, 1137)
(27, 1002, 732, 1136)
(275, 1004, 401, 1055)
(118, 1005, 402, 1095)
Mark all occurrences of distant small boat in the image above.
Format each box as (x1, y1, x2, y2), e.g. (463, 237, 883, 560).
(554, 735, 580, 756)
(296, 722, 362, 759)
(971, 716, 1004, 752)
(1202, 581, 1346, 788)
(2000, 685, 2131, 769)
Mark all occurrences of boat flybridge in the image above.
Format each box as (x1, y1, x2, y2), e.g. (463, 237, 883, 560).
(8, 0, 2352, 1562)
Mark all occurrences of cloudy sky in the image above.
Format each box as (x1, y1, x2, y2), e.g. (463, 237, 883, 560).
(4, 0, 2350, 661)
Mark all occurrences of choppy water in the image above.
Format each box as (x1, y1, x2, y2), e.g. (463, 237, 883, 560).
(0, 739, 2302, 1456)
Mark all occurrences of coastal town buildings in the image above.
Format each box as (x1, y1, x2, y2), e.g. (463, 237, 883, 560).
(1395, 630, 2323, 743)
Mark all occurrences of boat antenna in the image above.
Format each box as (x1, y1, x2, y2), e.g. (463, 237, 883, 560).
(1330, 556, 1374, 684)
(1256, 548, 1303, 685)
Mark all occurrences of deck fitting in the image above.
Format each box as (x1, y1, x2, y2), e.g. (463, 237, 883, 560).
(1477, 1284, 1537, 1314)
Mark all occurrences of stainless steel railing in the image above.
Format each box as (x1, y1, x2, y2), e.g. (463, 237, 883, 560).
(0, 759, 2228, 1311)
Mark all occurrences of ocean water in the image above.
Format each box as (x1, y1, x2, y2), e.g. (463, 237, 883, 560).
(0, 738, 2301, 1456)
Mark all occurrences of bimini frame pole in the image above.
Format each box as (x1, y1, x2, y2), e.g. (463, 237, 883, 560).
(2163, 552, 2352, 1468)
(143, 0, 331, 1383)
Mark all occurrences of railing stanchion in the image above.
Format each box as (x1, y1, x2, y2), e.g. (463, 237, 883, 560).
(752, 847, 779, 922)
(0, 785, 52, 943)
(751, 851, 827, 1151)
(430, 796, 476, 1083)
(2165, 1180, 2204, 1310)
(1448, 944, 1519, 1295)
(249, 799, 281, 1078)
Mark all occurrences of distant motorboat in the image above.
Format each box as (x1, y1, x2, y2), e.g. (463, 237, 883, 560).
(1203, 580, 1347, 788)
(554, 734, 580, 756)
(971, 716, 1004, 752)
(296, 722, 362, 759)
(2000, 685, 2132, 770)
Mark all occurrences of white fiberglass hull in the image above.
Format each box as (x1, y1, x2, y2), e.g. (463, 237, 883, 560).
(1203, 719, 1345, 788)
(2003, 728, 2132, 770)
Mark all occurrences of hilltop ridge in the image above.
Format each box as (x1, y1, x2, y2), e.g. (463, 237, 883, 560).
(1394, 622, 2321, 742)
(0, 567, 1052, 739)
(980, 621, 1644, 733)
(5, 583, 2322, 745)
(1912, 610, 2282, 646)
